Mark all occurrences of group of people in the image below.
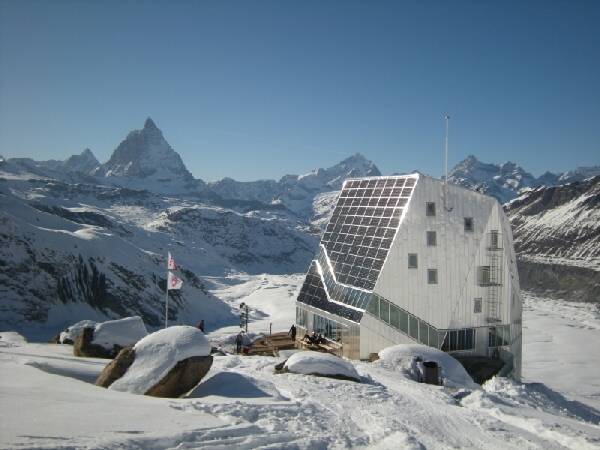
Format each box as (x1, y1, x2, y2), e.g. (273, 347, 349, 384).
(302, 331, 326, 345)
(194, 319, 330, 354)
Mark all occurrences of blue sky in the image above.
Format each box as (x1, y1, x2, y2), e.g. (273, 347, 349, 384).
(1, 0, 598, 181)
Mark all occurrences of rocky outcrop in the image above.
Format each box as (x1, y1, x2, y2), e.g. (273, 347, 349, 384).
(73, 327, 120, 359)
(144, 356, 213, 398)
(517, 259, 600, 303)
(96, 346, 136, 387)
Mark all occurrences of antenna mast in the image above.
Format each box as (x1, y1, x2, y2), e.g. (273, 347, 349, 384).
(443, 114, 453, 211)
(444, 114, 450, 186)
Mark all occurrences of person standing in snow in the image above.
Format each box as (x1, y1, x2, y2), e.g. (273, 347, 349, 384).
(197, 319, 205, 332)
(288, 324, 297, 341)
(235, 332, 243, 354)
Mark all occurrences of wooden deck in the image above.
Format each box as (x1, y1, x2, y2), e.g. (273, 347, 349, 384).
(245, 332, 296, 356)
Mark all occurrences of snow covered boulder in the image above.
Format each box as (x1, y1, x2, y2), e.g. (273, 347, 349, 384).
(58, 319, 97, 344)
(95, 346, 136, 388)
(74, 317, 147, 359)
(0, 332, 27, 348)
(283, 351, 361, 382)
(378, 344, 479, 389)
(107, 326, 213, 398)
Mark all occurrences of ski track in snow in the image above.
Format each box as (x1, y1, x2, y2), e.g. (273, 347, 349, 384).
(1, 276, 600, 449)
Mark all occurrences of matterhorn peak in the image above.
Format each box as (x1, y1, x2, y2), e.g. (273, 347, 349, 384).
(144, 117, 159, 131)
(95, 118, 193, 182)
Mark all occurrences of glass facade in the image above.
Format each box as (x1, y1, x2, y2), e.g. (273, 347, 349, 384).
(489, 325, 510, 347)
(296, 262, 363, 322)
(313, 314, 343, 342)
(366, 293, 478, 352)
(440, 329, 475, 351)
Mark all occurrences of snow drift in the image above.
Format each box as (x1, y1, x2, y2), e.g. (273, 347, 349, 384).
(0, 331, 27, 348)
(284, 351, 360, 381)
(378, 344, 478, 389)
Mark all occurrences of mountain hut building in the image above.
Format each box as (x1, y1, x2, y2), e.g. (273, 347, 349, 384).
(295, 173, 523, 380)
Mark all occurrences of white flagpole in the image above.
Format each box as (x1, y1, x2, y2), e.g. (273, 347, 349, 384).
(165, 260, 169, 329)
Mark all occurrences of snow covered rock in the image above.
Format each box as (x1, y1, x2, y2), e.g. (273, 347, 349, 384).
(378, 344, 478, 389)
(0, 331, 27, 348)
(74, 317, 148, 358)
(108, 326, 213, 397)
(283, 351, 361, 382)
(96, 346, 136, 388)
(92, 316, 148, 349)
(58, 319, 97, 344)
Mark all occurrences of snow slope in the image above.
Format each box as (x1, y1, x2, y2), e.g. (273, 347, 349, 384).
(2, 300, 600, 450)
(0, 183, 237, 338)
(505, 176, 600, 302)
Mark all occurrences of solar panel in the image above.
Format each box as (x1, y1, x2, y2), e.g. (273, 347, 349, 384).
(298, 175, 418, 320)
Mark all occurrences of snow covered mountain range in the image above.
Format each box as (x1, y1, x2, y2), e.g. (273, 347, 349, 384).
(447, 154, 600, 203)
(1, 118, 597, 337)
(0, 119, 377, 336)
(505, 176, 600, 302)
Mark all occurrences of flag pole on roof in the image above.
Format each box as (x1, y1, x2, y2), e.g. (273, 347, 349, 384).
(165, 252, 183, 328)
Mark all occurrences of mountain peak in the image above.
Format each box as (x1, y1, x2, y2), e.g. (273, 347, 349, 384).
(95, 119, 192, 182)
(144, 117, 158, 131)
(63, 148, 100, 173)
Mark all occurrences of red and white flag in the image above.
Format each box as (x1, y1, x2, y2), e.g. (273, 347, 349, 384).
(167, 271, 183, 290)
(167, 252, 177, 270)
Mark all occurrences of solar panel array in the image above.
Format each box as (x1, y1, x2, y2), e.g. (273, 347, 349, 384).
(321, 177, 416, 291)
(297, 175, 418, 323)
(296, 262, 364, 322)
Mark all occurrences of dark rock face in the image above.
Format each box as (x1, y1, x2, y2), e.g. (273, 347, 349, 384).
(518, 259, 600, 303)
(73, 327, 121, 359)
(144, 355, 213, 398)
(96, 346, 136, 388)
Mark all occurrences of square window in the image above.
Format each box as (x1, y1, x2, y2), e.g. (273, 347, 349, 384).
(464, 217, 474, 232)
(428, 269, 438, 284)
(478, 266, 491, 286)
(426, 202, 436, 216)
(408, 253, 418, 269)
(474, 298, 482, 313)
(490, 230, 500, 249)
(426, 231, 437, 246)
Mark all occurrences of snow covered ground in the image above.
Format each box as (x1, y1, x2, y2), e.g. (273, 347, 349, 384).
(522, 292, 600, 410)
(1, 275, 599, 449)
